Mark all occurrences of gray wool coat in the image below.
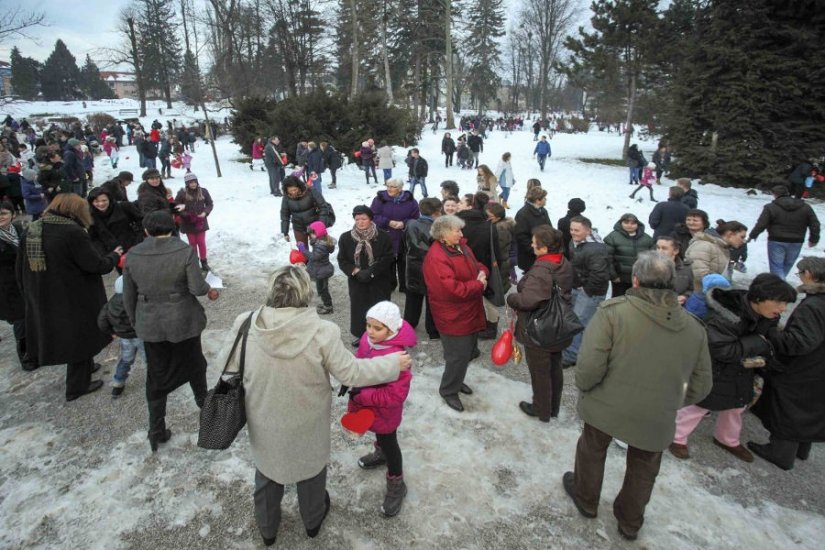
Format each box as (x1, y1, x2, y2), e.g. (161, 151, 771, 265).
(122, 236, 210, 343)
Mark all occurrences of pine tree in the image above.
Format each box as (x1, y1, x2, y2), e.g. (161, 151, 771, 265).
(40, 39, 81, 101)
(9, 46, 40, 100)
(138, 0, 182, 107)
(464, 0, 507, 112)
(79, 55, 117, 100)
(180, 49, 202, 105)
(665, 0, 825, 187)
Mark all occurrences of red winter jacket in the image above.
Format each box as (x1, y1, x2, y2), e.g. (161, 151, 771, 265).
(423, 240, 488, 336)
(348, 320, 417, 434)
(252, 142, 264, 160)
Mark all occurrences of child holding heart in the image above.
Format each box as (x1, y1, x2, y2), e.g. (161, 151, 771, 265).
(347, 301, 416, 517)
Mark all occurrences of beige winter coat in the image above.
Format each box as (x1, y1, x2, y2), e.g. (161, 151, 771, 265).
(221, 306, 400, 484)
(685, 232, 730, 293)
(376, 145, 395, 170)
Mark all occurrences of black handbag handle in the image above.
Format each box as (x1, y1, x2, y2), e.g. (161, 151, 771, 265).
(221, 311, 255, 377)
(489, 222, 498, 268)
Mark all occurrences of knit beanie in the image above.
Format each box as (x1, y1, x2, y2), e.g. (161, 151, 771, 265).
(366, 301, 402, 333)
(352, 205, 374, 220)
(701, 273, 731, 294)
(308, 220, 327, 238)
(184, 172, 198, 183)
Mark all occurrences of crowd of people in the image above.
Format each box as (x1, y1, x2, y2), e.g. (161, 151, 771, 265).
(1, 112, 823, 546)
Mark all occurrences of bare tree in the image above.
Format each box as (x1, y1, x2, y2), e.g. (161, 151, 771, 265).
(99, 9, 148, 116)
(0, 5, 46, 41)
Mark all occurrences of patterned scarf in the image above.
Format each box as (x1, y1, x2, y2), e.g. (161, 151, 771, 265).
(0, 223, 18, 248)
(26, 213, 78, 272)
(351, 222, 378, 267)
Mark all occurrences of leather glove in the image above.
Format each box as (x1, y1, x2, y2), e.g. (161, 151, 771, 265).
(355, 269, 373, 283)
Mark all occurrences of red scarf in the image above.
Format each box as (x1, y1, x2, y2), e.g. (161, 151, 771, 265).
(537, 253, 563, 264)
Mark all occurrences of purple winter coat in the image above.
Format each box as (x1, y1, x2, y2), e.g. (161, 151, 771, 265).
(348, 320, 416, 434)
(370, 190, 420, 255)
(360, 146, 375, 166)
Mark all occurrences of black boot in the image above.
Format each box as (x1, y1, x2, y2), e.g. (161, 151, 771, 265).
(747, 439, 797, 471)
(200, 259, 210, 272)
(479, 321, 498, 340)
(797, 442, 812, 461)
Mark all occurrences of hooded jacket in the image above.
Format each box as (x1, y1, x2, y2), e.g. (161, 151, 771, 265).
(680, 189, 698, 209)
(685, 231, 730, 293)
(603, 219, 655, 283)
(370, 190, 420, 255)
(404, 216, 434, 295)
(514, 202, 552, 270)
(280, 183, 333, 235)
(306, 236, 336, 280)
(225, 307, 400, 484)
(576, 287, 712, 451)
(348, 320, 417, 434)
(749, 196, 820, 244)
(423, 240, 488, 336)
(649, 198, 690, 240)
(570, 232, 610, 297)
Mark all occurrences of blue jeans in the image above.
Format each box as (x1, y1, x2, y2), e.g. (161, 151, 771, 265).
(767, 241, 803, 279)
(113, 337, 145, 385)
(499, 186, 511, 202)
(562, 288, 605, 364)
(312, 174, 323, 195)
(144, 157, 157, 169)
(410, 177, 428, 198)
(628, 166, 638, 184)
(383, 168, 392, 181)
(537, 154, 547, 170)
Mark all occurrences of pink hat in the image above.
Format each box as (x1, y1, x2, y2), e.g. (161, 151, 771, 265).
(308, 220, 327, 238)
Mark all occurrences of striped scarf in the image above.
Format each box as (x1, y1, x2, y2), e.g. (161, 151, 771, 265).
(26, 213, 77, 272)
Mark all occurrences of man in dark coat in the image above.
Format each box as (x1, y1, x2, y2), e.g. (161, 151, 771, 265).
(648, 186, 690, 240)
(403, 197, 441, 339)
(337, 205, 394, 346)
(748, 185, 820, 279)
(750, 257, 825, 469)
(0, 208, 35, 370)
(788, 160, 814, 199)
(264, 136, 285, 197)
(558, 198, 586, 260)
(16, 194, 121, 400)
(305, 142, 326, 188)
(141, 138, 159, 170)
(514, 187, 552, 271)
(370, 179, 420, 292)
(677, 178, 698, 209)
(62, 138, 86, 196)
(467, 130, 484, 168)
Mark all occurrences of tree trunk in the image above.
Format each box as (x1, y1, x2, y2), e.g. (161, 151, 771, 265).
(200, 102, 222, 178)
(126, 17, 147, 117)
(622, 72, 637, 158)
(382, 10, 393, 104)
(445, 0, 454, 129)
(350, 0, 358, 98)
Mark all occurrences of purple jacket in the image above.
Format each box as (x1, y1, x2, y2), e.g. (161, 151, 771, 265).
(348, 321, 416, 434)
(360, 146, 375, 165)
(370, 190, 420, 255)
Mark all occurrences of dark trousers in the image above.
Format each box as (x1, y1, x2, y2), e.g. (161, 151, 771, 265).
(293, 229, 309, 249)
(364, 164, 378, 183)
(316, 277, 332, 307)
(266, 165, 283, 196)
(254, 467, 327, 540)
(403, 291, 438, 338)
(630, 184, 655, 201)
(390, 249, 406, 292)
(160, 157, 171, 177)
(376, 431, 403, 476)
(611, 281, 632, 297)
(444, 152, 453, 167)
(439, 333, 478, 397)
(329, 168, 337, 184)
(66, 356, 94, 399)
(573, 423, 662, 536)
(764, 435, 812, 469)
(523, 347, 563, 418)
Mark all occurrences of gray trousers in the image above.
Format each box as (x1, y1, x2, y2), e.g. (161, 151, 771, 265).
(254, 467, 327, 539)
(439, 333, 478, 397)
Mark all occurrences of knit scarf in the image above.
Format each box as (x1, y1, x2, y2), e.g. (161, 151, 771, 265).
(26, 213, 77, 272)
(0, 223, 18, 248)
(351, 222, 378, 267)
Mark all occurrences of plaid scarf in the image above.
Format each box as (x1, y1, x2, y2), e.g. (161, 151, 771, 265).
(26, 213, 77, 272)
(351, 222, 378, 267)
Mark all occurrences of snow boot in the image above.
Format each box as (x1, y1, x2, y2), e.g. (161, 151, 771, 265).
(200, 259, 210, 272)
(328, 182, 337, 189)
(381, 475, 407, 517)
(316, 304, 334, 315)
(112, 383, 125, 399)
(358, 444, 387, 469)
(306, 491, 330, 538)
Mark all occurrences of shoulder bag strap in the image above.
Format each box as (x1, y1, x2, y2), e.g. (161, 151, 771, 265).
(220, 310, 255, 376)
(489, 222, 498, 268)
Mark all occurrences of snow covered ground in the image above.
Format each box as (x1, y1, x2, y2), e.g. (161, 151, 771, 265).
(1, 100, 824, 549)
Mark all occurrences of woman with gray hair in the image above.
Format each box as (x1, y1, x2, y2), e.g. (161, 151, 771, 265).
(223, 265, 411, 545)
(750, 256, 825, 469)
(423, 215, 489, 412)
(370, 178, 420, 292)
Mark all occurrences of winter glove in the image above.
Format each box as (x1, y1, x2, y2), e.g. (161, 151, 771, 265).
(355, 268, 373, 283)
(337, 384, 349, 397)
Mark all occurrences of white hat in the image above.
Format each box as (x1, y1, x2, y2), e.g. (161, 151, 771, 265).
(366, 301, 402, 333)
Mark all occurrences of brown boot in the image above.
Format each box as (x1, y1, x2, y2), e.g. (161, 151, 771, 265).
(669, 442, 690, 459)
(713, 438, 754, 462)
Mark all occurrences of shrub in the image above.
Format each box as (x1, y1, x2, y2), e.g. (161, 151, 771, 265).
(567, 117, 591, 134)
(86, 113, 117, 134)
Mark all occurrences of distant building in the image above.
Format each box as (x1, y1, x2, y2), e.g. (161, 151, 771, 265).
(0, 61, 13, 97)
(100, 71, 139, 99)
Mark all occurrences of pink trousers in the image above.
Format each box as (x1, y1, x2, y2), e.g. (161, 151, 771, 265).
(186, 231, 207, 260)
(673, 404, 746, 447)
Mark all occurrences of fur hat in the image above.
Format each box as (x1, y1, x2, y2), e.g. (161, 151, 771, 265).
(366, 301, 402, 333)
(308, 220, 327, 238)
(352, 205, 374, 219)
(567, 198, 586, 214)
(184, 172, 198, 183)
(142, 168, 161, 181)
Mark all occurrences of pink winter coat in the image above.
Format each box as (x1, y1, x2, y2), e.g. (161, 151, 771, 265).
(252, 142, 264, 160)
(348, 320, 417, 434)
(640, 166, 655, 187)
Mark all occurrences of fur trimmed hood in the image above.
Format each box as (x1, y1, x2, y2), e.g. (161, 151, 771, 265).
(799, 282, 825, 295)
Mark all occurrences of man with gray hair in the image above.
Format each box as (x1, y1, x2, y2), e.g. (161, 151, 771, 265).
(562, 251, 712, 541)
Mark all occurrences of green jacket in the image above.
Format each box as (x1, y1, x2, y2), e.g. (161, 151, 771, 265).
(603, 220, 655, 283)
(575, 287, 712, 452)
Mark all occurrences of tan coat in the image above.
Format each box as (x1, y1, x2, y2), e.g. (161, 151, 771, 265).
(685, 232, 730, 293)
(221, 307, 400, 484)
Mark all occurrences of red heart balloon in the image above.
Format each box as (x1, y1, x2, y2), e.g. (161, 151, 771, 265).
(341, 409, 374, 436)
(491, 329, 514, 366)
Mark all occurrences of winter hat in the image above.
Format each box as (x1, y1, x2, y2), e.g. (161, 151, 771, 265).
(117, 171, 134, 183)
(366, 301, 403, 333)
(567, 198, 586, 214)
(308, 220, 327, 238)
(352, 205, 374, 220)
(184, 172, 199, 183)
(142, 168, 161, 180)
(361, 141, 369, 148)
(67, 138, 80, 147)
(647, 162, 656, 169)
(701, 273, 731, 294)
(771, 185, 790, 197)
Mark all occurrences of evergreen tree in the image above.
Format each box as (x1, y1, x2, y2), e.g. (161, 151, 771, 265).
(79, 54, 117, 100)
(180, 49, 203, 105)
(40, 39, 81, 101)
(9, 46, 40, 100)
(665, 0, 825, 187)
(138, 0, 182, 107)
(463, 0, 505, 112)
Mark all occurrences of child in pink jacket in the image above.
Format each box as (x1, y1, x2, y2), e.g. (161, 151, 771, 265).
(349, 301, 416, 517)
(629, 161, 658, 202)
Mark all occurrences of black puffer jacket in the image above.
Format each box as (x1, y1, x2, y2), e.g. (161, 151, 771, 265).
(280, 183, 333, 235)
(681, 189, 698, 209)
(697, 288, 776, 411)
(514, 202, 552, 270)
(749, 196, 820, 244)
(570, 235, 610, 297)
(87, 188, 144, 255)
(404, 217, 434, 295)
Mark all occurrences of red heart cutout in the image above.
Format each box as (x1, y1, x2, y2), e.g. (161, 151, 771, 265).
(341, 409, 375, 436)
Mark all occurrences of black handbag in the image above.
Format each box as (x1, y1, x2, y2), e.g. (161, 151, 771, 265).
(197, 311, 255, 450)
(486, 223, 506, 307)
(526, 283, 584, 349)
